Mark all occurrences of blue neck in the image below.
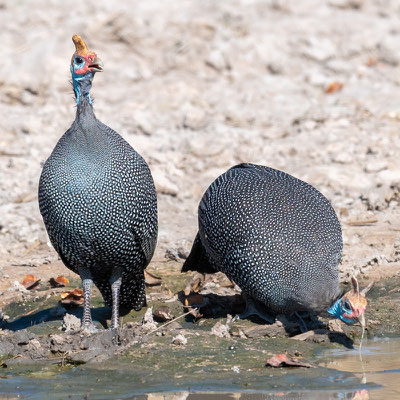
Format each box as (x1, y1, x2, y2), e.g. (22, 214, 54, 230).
(327, 298, 355, 324)
(71, 65, 93, 105)
(327, 298, 342, 318)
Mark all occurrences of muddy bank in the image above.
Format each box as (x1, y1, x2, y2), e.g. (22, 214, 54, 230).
(0, 265, 398, 368)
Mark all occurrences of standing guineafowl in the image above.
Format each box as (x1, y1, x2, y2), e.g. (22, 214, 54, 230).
(182, 163, 367, 328)
(39, 35, 158, 331)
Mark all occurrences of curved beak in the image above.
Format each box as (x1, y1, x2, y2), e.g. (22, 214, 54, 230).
(89, 56, 104, 72)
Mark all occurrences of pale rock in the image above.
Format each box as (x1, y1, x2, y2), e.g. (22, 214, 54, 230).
(172, 334, 187, 346)
(205, 49, 229, 71)
(62, 313, 80, 332)
(332, 152, 353, 164)
(152, 169, 179, 196)
(301, 37, 336, 62)
(378, 37, 400, 66)
(11, 281, 28, 293)
(211, 321, 230, 338)
(364, 160, 387, 173)
(142, 307, 158, 331)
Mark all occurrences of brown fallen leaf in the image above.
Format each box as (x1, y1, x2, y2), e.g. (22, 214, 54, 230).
(265, 353, 314, 368)
(21, 274, 40, 290)
(325, 81, 344, 94)
(60, 288, 84, 306)
(184, 272, 205, 295)
(49, 275, 69, 288)
(184, 294, 208, 307)
(144, 270, 162, 286)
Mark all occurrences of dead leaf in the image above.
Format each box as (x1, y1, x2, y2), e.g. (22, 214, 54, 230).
(184, 272, 205, 295)
(184, 294, 207, 307)
(60, 289, 84, 306)
(265, 353, 314, 368)
(49, 276, 69, 288)
(21, 274, 40, 290)
(325, 81, 344, 94)
(144, 270, 162, 286)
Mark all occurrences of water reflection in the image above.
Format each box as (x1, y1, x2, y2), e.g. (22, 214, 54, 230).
(318, 337, 400, 399)
(128, 390, 369, 400)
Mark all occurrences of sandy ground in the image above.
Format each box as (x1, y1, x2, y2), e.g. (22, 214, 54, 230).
(1, 0, 400, 307)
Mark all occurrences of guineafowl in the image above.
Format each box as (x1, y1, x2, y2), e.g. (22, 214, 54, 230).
(182, 163, 367, 328)
(39, 35, 158, 331)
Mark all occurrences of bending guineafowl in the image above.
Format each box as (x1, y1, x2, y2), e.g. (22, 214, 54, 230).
(39, 35, 158, 331)
(182, 163, 367, 328)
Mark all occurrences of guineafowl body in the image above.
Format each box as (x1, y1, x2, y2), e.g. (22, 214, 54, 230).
(38, 35, 157, 330)
(183, 163, 346, 318)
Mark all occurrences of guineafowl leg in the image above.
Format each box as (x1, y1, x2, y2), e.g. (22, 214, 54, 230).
(238, 293, 275, 323)
(78, 267, 98, 333)
(109, 267, 122, 330)
(294, 312, 308, 333)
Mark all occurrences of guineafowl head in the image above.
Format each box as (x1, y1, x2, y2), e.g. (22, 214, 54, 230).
(328, 276, 368, 328)
(70, 34, 103, 104)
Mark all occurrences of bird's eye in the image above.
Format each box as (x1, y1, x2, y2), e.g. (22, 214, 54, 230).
(75, 57, 84, 65)
(343, 300, 351, 311)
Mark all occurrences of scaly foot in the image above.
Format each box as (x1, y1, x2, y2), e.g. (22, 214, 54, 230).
(81, 323, 99, 334)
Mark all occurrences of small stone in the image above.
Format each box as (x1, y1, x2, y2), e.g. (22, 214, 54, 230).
(142, 307, 158, 331)
(172, 334, 187, 346)
(332, 152, 353, 164)
(50, 334, 65, 345)
(328, 319, 344, 333)
(15, 330, 34, 345)
(10, 281, 28, 293)
(29, 338, 41, 350)
(301, 36, 335, 62)
(364, 161, 387, 173)
(152, 170, 179, 196)
(62, 313, 81, 332)
(232, 366, 240, 374)
(378, 38, 400, 66)
(205, 49, 229, 71)
(211, 321, 230, 338)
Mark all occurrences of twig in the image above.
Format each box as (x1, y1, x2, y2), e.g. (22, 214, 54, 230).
(146, 308, 198, 336)
(23, 307, 39, 317)
(347, 218, 378, 226)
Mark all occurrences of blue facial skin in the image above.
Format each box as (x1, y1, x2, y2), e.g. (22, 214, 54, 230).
(327, 298, 357, 324)
(71, 56, 93, 105)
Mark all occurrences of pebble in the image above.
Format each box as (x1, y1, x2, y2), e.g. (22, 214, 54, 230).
(364, 161, 387, 173)
(211, 321, 230, 338)
(172, 334, 187, 346)
(62, 313, 80, 332)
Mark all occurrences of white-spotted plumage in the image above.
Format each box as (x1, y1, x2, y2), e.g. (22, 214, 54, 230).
(183, 163, 342, 314)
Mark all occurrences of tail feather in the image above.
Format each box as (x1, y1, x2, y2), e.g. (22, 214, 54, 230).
(182, 232, 217, 274)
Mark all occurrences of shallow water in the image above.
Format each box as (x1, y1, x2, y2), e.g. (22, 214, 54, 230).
(0, 338, 399, 399)
(317, 337, 400, 399)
